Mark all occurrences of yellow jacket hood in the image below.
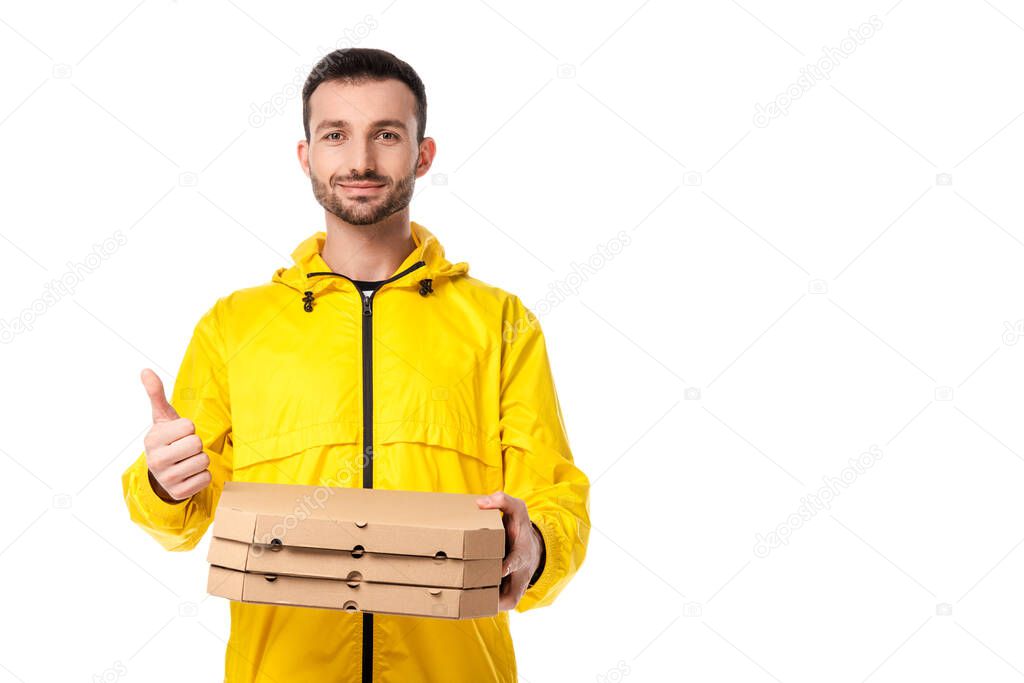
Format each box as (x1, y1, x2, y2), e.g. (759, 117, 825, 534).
(271, 220, 470, 296)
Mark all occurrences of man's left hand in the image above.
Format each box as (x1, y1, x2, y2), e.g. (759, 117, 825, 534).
(475, 491, 543, 610)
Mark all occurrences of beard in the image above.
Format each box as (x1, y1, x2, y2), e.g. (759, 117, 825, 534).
(310, 162, 417, 226)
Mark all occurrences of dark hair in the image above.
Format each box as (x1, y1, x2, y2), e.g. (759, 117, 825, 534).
(301, 48, 427, 144)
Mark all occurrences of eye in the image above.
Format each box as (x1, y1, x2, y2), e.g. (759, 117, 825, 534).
(323, 132, 342, 141)
(379, 131, 400, 141)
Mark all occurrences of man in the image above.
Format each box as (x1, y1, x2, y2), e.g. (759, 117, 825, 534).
(120, 47, 590, 682)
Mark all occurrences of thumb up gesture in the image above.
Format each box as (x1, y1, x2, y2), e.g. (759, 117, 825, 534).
(141, 368, 212, 503)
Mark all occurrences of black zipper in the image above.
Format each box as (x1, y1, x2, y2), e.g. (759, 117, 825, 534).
(305, 259, 427, 683)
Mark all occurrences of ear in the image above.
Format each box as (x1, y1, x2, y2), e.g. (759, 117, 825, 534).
(414, 137, 436, 179)
(297, 138, 311, 178)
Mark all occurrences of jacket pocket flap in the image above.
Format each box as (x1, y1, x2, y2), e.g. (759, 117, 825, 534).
(233, 420, 362, 470)
(377, 417, 499, 468)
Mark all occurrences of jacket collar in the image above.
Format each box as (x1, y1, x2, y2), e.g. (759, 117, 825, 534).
(272, 220, 469, 294)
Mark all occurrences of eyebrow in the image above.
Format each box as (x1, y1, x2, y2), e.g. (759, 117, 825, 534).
(314, 119, 409, 134)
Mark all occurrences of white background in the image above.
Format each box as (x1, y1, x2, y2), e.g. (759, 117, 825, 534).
(2, 1, 1023, 681)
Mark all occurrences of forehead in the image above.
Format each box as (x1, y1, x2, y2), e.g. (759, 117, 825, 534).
(308, 78, 416, 129)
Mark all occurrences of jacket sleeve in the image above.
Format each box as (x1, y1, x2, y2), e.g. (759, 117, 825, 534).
(120, 299, 233, 552)
(499, 295, 590, 612)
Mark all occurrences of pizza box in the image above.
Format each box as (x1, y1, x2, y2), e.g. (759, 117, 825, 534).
(207, 565, 499, 619)
(207, 535, 501, 588)
(210, 481, 505, 560)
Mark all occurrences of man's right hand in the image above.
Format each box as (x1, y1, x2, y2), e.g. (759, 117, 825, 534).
(141, 368, 212, 503)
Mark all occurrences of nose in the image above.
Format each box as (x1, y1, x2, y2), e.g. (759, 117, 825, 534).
(347, 137, 376, 178)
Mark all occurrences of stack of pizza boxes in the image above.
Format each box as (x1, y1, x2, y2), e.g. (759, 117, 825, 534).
(206, 481, 505, 619)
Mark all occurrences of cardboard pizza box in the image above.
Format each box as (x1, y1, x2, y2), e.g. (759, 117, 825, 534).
(210, 481, 505, 560)
(207, 565, 499, 619)
(207, 536, 501, 589)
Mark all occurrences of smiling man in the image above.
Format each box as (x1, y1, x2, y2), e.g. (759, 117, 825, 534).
(121, 48, 590, 682)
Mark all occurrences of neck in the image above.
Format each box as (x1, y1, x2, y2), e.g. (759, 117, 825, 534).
(320, 210, 416, 281)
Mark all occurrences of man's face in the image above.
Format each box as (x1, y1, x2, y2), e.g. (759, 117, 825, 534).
(302, 78, 426, 226)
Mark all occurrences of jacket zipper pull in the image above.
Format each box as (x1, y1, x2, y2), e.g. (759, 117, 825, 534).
(362, 294, 372, 316)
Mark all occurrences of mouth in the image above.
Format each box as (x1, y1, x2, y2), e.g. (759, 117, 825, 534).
(338, 182, 386, 195)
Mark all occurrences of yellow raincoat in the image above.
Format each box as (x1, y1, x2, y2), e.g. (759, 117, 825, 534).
(121, 221, 590, 682)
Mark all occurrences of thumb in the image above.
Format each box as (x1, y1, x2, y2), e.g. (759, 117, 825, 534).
(141, 368, 179, 423)
(475, 490, 502, 508)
